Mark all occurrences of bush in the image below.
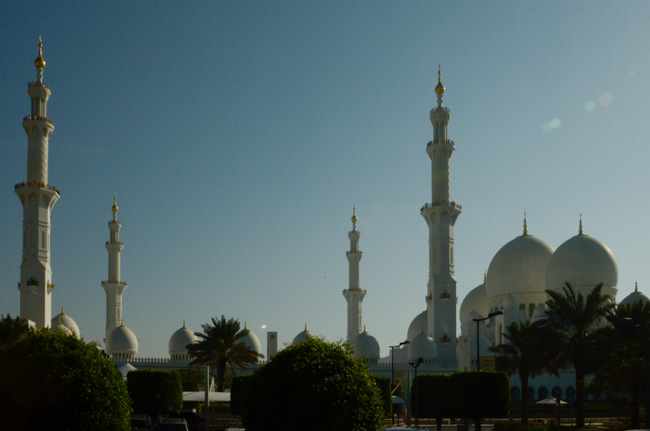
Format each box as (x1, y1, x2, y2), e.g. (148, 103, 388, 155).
(0, 329, 130, 431)
(230, 374, 253, 416)
(412, 373, 452, 430)
(452, 371, 510, 419)
(128, 369, 183, 421)
(371, 374, 392, 418)
(242, 338, 384, 431)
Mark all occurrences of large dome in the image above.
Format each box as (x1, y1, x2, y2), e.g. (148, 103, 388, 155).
(407, 311, 427, 342)
(459, 282, 489, 326)
(106, 322, 138, 359)
(292, 324, 316, 344)
(486, 233, 554, 307)
(51, 307, 80, 338)
(168, 321, 198, 358)
(546, 233, 618, 300)
(237, 323, 262, 356)
(353, 328, 380, 362)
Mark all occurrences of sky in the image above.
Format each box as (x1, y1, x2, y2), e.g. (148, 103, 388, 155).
(1, 1, 650, 358)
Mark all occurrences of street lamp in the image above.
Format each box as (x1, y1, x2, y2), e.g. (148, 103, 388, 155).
(390, 340, 410, 425)
(409, 357, 424, 428)
(473, 311, 503, 371)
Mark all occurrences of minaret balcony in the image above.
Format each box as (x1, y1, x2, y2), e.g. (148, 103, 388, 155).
(105, 241, 124, 246)
(15, 181, 60, 194)
(47, 282, 54, 290)
(421, 201, 462, 211)
(439, 335, 451, 343)
(23, 115, 53, 126)
(29, 81, 50, 90)
(102, 279, 127, 285)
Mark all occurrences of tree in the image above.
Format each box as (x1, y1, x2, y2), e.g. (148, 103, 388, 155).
(452, 371, 510, 429)
(128, 370, 183, 422)
(540, 282, 612, 428)
(0, 329, 130, 431)
(490, 320, 555, 425)
(412, 374, 453, 431)
(187, 315, 263, 392)
(0, 314, 29, 351)
(242, 338, 384, 431)
(591, 301, 650, 428)
(177, 367, 205, 391)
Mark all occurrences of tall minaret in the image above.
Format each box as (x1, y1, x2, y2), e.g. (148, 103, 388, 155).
(102, 194, 128, 341)
(343, 207, 366, 342)
(420, 68, 461, 363)
(15, 37, 59, 328)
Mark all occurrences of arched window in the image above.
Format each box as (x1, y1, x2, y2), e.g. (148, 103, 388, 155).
(538, 386, 548, 400)
(529, 303, 535, 317)
(552, 386, 562, 399)
(519, 304, 525, 311)
(511, 386, 521, 401)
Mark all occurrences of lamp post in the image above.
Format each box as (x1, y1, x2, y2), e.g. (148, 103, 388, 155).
(409, 357, 424, 428)
(472, 311, 503, 371)
(390, 340, 410, 425)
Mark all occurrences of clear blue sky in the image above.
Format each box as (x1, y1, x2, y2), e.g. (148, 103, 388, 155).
(1, 1, 650, 358)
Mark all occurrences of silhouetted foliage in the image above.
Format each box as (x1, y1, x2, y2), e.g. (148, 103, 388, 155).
(452, 371, 511, 420)
(0, 314, 29, 352)
(412, 373, 453, 431)
(128, 369, 183, 422)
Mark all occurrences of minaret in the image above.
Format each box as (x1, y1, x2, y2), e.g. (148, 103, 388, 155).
(102, 194, 128, 341)
(343, 207, 366, 342)
(420, 68, 461, 363)
(15, 37, 59, 328)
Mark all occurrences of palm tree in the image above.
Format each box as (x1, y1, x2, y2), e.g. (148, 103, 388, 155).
(0, 314, 29, 352)
(540, 283, 612, 428)
(187, 315, 263, 392)
(490, 320, 555, 425)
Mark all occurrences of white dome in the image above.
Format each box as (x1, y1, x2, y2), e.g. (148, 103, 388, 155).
(237, 323, 262, 355)
(531, 304, 547, 322)
(292, 325, 315, 344)
(620, 285, 650, 307)
(50, 319, 71, 335)
(168, 322, 198, 357)
(106, 323, 138, 358)
(546, 233, 618, 300)
(460, 283, 489, 326)
(408, 331, 438, 361)
(51, 307, 80, 338)
(486, 234, 554, 306)
(353, 328, 380, 362)
(407, 311, 427, 342)
(502, 295, 518, 310)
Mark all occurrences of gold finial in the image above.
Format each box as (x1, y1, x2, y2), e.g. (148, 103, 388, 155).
(61, 305, 66, 315)
(57, 315, 62, 325)
(579, 214, 583, 235)
(120, 319, 124, 327)
(351, 206, 358, 223)
(304, 323, 308, 331)
(483, 270, 487, 284)
(523, 212, 528, 236)
(435, 65, 445, 95)
(34, 36, 46, 69)
(112, 193, 119, 212)
(635, 281, 639, 293)
(244, 321, 248, 330)
(363, 325, 367, 333)
(183, 320, 186, 329)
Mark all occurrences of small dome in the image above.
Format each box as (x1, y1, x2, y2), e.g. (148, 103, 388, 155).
(502, 295, 518, 310)
(487, 233, 554, 304)
(50, 316, 71, 335)
(407, 311, 427, 342)
(292, 324, 315, 344)
(546, 233, 618, 300)
(237, 323, 262, 355)
(168, 321, 198, 357)
(106, 322, 138, 358)
(531, 304, 547, 322)
(51, 306, 80, 338)
(353, 328, 380, 362)
(408, 331, 438, 361)
(460, 282, 489, 326)
(620, 284, 650, 307)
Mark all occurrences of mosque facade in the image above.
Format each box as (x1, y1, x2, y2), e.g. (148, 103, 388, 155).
(11, 42, 650, 401)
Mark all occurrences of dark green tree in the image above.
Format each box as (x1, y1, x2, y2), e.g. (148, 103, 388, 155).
(187, 315, 263, 392)
(0, 314, 29, 352)
(452, 371, 510, 429)
(412, 374, 452, 431)
(0, 329, 130, 431)
(370, 374, 392, 419)
(177, 367, 205, 391)
(540, 282, 612, 428)
(127, 370, 183, 422)
(242, 338, 384, 431)
(490, 320, 555, 425)
(591, 300, 650, 427)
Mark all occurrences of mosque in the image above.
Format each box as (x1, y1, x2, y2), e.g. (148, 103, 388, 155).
(11, 40, 650, 401)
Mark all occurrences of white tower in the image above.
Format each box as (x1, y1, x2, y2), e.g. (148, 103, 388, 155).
(15, 38, 59, 328)
(343, 207, 366, 342)
(420, 69, 461, 363)
(102, 194, 128, 341)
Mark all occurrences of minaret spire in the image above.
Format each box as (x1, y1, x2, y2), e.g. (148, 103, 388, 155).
(421, 66, 460, 363)
(523, 212, 528, 236)
(343, 207, 366, 342)
(15, 37, 59, 327)
(102, 195, 128, 341)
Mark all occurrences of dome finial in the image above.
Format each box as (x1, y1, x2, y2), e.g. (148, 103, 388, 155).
(112, 193, 119, 213)
(182, 320, 186, 329)
(34, 35, 46, 69)
(120, 319, 124, 327)
(363, 325, 367, 333)
(523, 212, 528, 236)
(61, 305, 66, 315)
(304, 323, 308, 331)
(57, 314, 62, 325)
(435, 65, 445, 95)
(635, 281, 639, 292)
(483, 269, 487, 284)
(351, 205, 358, 230)
(244, 321, 248, 330)
(579, 214, 584, 235)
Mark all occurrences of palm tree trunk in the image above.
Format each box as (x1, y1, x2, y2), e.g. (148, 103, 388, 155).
(575, 363, 585, 428)
(520, 372, 529, 426)
(216, 358, 227, 392)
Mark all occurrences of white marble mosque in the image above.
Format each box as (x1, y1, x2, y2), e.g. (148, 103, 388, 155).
(11, 41, 650, 401)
